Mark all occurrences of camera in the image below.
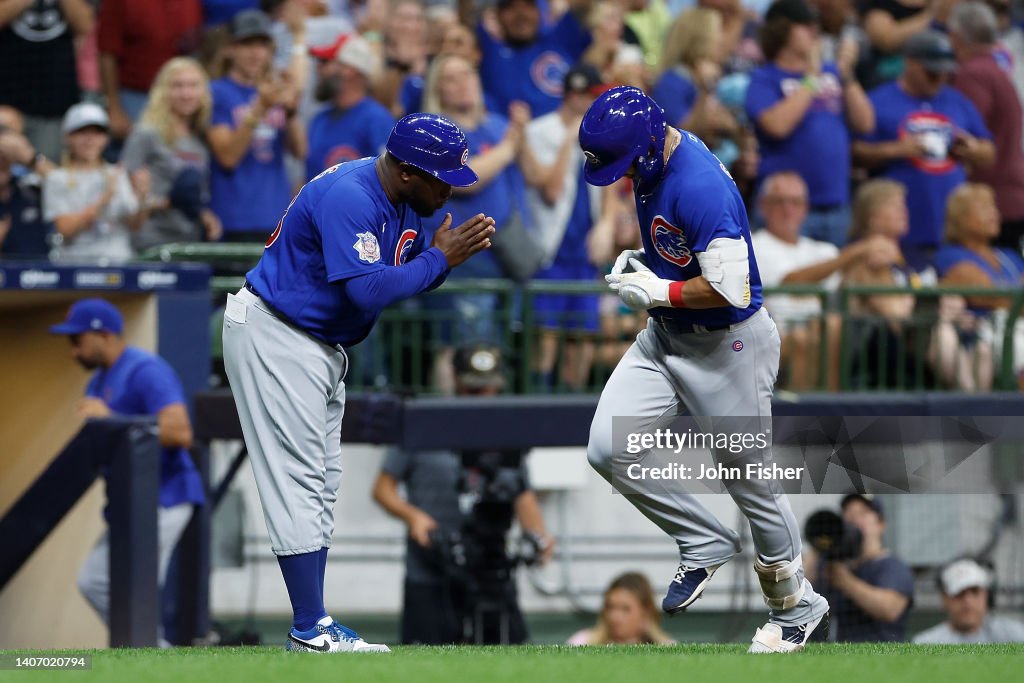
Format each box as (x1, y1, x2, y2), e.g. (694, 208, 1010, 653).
(804, 509, 863, 561)
(426, 449, 533, 644)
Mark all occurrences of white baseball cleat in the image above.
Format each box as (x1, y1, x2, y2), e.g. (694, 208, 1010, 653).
(747, 611, 829, 654)
(286, 616, 391, 653)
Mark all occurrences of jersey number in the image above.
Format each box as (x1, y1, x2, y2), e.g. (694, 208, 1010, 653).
(265, 192, 301, 248)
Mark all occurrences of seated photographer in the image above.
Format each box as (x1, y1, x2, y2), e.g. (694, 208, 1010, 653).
(372, 346, 555, 645)
(806, 494, 914, 642)
(914, 558, 1024, 644)
(566, 572, 675, 646)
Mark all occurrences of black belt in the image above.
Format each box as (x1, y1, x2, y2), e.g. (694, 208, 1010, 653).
(652, 316, 733, 334)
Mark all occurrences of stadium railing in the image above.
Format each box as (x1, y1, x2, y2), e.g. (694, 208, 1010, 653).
(138, 244, 1024, 395)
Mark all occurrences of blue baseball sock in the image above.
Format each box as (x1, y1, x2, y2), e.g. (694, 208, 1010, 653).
(277, 551, 328, 631)
(318, 547, 328, 601)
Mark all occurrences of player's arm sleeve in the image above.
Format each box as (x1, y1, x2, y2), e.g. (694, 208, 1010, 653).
(343, 248, 449, 311)
(132, 360, 187, 415)
(678, 180, 751, 308)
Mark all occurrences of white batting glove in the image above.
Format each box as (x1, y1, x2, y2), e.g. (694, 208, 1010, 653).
(606, 264, 673, 311)
(610, 248, 647, 276)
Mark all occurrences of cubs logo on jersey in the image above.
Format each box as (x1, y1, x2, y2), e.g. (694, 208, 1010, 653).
(394, 229, 417, 266)
(650, 215, 692, 267)
(354, 232, 381, 264)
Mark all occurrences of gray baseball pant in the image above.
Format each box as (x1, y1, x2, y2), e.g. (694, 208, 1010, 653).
(222, 288, 347, 556)
(587, 308, 827, 626)
(77, 503, 194, 632)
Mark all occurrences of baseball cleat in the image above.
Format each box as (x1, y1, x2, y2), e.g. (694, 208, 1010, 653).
(285, 616, 391, 653)
(747, 611, 829, 653)
(662, 561, 727, 615)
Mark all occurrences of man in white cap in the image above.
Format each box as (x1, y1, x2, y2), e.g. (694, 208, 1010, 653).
(305, 33, 394, 180)
(914, 558, 1024, 644)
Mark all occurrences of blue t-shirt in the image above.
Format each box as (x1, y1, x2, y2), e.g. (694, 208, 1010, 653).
(635, 129, 763, 327)
(247, 157, 446, 347)
(818, 554, 915, 642)
(306, 98, 396, 180)
(210, 76, 292, 233)
(934, 244, 1024, 314)
(86, 347, 205, 509)
(863, 82, 991, 248)
(444, 113, 525, 278)
(477, 13, 591, 117)
(746, 63, 851, 207)
(651, 68, 698, 129)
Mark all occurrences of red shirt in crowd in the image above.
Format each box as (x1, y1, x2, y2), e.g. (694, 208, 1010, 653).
(98, 0, 202, 92)
(952, 51, 1024, 222)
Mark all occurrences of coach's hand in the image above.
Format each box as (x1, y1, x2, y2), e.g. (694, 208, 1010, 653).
(407, 509, 438, 547)
(432, 212, 495, 268)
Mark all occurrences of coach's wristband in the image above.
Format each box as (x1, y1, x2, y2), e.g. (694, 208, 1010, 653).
(669, 280, 687, 308)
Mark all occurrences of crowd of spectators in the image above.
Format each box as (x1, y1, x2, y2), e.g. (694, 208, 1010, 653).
(2, 0, 1024, 391)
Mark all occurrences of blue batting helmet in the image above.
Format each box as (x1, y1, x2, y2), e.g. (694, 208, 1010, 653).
(385, 113, 479, 187)
(579, 86, 666, 194)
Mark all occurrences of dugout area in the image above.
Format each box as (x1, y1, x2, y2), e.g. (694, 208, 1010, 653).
(0, 264, 210, 649)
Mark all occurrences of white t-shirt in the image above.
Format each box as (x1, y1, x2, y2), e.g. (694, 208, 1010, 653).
(913, 615, 1024, 644)
(751, 229, 840, 322)
(524, 111, 601, 266)
(43, 164, 138, 264)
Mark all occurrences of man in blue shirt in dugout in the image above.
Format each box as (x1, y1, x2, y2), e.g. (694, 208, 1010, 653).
(50, 298, 204, 645)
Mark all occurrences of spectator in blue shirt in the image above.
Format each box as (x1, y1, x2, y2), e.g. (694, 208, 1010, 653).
(49, 298, 205, 646)
(853, 30, 995, 271)
(746, 0, 874, 248)
(478, 0, 592, 117)
(306, 33, 394, 179)
(207, 9, 306, 242)
(808, 494, 915, 642)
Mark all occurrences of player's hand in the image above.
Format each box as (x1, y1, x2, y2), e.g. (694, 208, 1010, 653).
(407, 509, 438, 547)
(76, 397, 112, 420)
(606, 266, 673, 310)
(431, 212, 496, 268)
(610, 248, 647, 276)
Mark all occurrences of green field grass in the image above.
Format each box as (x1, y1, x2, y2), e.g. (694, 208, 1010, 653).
(3, 644, 1022, 683)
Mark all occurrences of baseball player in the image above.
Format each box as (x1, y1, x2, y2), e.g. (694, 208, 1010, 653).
(578, 87, 830, 653)
(222, 114, 495, 653)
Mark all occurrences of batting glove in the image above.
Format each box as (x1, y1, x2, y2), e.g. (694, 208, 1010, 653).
(610, 248, 648, 276)
(606, 260, 674, 311)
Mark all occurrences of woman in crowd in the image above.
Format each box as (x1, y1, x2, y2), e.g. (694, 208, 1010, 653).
(931, 183, 1024, 390)
(583, 1, 646, 88)
(842, 179, 927, 389)
(652, 7, 740, 153)
(44, 103, 150, 263)
(123, 57, 222, 253)
(567, 572, 676, 646)
(421, 53, 530, 393)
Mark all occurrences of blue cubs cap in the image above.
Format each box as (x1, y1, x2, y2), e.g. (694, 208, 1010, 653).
(385, 113, 479, 187)
(49, 298, 124, 335)
(579, 86, 666, 190)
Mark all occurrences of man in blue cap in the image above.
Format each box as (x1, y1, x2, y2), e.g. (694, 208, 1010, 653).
(223, 113, 494, 653)
(50, 298, 204, 645)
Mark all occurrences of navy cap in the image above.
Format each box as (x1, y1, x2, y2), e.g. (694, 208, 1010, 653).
(841, 493, 884, 519)
(904, 30, 957, 73)
(49, 298, 124, 335)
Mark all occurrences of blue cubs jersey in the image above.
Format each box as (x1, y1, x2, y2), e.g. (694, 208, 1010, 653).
(862, 82, 990, 248)
(305, 97, 396, 180)
(247, 157, 443, 347)
(477, 13, 591, 117)
(86, 347, 205, 509)
(636, 129, 763, 327)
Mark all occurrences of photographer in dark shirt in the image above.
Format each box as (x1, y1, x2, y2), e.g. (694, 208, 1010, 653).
(372, 346, 554, 644)
(806, 494, 914, 641)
